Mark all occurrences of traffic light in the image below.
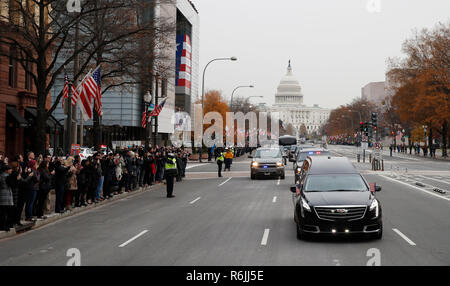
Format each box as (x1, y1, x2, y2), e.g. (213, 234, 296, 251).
(363, 123, 369, 136)
(371, 112, 378, 127)
(360, 122, 364, 132)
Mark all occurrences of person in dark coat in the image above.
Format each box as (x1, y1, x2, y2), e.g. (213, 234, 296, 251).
(176, 153, 183, 182)
(136, 154, 144, 187)
(25, 160, 39, 221)
(6, 161, 21, 227)
(54, 159, 69, 213)
(103, 153, 115, 199)
(84, 158, 97, 205)
(36, 161, 52, 219)
(0, 165, 14, 231)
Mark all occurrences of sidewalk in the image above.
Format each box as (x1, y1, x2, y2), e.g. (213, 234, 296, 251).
(381, 149, 450, 162)
(0, 183, 164, 241)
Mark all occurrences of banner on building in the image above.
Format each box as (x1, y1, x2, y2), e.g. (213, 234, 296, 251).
(176, 34, 192, 89)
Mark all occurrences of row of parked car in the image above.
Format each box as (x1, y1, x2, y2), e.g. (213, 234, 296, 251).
(248, 144, 383, 241)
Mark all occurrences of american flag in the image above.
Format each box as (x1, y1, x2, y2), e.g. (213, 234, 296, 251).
(71, 85, 79, 106)
(84, 66, 102, 115)
(62, 73, 69, 109)
(148, 97, 168, 118)
(141, 110, 148, 128)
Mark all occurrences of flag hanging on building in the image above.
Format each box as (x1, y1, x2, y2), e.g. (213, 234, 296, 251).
(148, 97, 168, 118)
(176, 34, 192, 89)
(84, 66, 102, 115)
(62, 73, 69, 110)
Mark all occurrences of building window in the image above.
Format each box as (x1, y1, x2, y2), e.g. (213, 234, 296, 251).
(8, 45, 17, 88)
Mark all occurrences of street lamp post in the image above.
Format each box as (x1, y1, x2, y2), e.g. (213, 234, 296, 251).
(143, 91, 152, 150)
(423, 125, 428, 151)
(230, 85, 254, 111)
(200, 57, 237, 162)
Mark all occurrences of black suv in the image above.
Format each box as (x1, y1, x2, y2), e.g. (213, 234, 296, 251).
(292, 148, 330, 183)
(291, 156, 382, 240)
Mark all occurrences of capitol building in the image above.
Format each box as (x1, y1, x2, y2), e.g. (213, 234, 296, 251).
(270, 61, 330, 136)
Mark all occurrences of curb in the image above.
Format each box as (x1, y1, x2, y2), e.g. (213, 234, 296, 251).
(1, 183, 163, 240)
(0, 228, 17, 240)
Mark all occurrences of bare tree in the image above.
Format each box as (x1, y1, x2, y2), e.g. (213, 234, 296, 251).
(0, 0, 175, 154)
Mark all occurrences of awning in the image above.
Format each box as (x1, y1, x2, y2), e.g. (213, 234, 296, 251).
(25, 108, 63, 130)
(6, 106, 29, 128)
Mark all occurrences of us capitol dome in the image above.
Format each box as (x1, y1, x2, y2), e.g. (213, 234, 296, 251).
(271, 61, 331, 135)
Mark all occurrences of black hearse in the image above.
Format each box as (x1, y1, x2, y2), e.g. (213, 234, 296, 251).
(291, 156, 382, 240)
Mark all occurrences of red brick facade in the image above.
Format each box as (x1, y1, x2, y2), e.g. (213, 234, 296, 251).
(0, 37, 51, 159)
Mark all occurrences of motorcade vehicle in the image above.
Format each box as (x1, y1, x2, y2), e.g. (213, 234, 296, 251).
(249, 148, 285, 180)
(292, 148, 331, 181)
(291, 156, 383, 240)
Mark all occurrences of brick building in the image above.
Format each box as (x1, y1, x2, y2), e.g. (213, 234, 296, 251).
(0, 2, 61, 159)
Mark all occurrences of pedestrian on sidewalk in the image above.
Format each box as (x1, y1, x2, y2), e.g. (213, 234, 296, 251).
(25, 160, 39, 221)
(0, 165, 14, 231)
(65, 162, 78, 210)
(389, 145, 393, 157)
(176, 152, 183, 182)
(7, 162, 21, 227)
(36, 161, 52, 219)
(54, 158, 69, 213)
(164, 153, 178, 198)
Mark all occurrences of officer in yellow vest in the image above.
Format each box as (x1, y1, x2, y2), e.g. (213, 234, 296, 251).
(217, 149, 225, 177)
(165, 153, 178, 198)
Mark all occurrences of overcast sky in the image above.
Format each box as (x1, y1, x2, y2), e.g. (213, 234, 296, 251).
(194, 0, 450, 109)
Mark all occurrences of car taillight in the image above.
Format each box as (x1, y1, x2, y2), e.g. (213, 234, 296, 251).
(80, 154, 84, 158)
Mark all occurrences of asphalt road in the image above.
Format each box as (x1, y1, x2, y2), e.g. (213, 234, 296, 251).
(0, 145, 449, 266)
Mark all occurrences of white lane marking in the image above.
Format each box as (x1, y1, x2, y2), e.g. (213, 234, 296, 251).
(379, 175, 450, 202)
(418, 175, 450, 186)
(119, 230, 148, 248)
(273, 196, 277, 203)
(277, 178, 281, 185)
(392, 228, 416, 246)
(186, 164, 208, 170)
(190, 197, 201, 205)
(261, 229, 270, 246)
(218, 177, 232, 187)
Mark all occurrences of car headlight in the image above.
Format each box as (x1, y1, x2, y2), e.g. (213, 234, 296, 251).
(276, 161, 283, 167)
(301, 197, 311, 212)
(251, 161, 259, 168)
(370, 199, 379, 218)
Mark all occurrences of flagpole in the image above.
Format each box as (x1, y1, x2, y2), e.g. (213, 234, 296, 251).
(65, 80, 73, 154)
(154, 75, 159, 147)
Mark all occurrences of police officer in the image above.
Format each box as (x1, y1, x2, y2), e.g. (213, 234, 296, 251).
(217, 149, 225, 177)
(165, 153, 178, 198)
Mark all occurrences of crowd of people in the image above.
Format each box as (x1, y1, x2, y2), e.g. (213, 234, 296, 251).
(0, 146, 190, 232)
(389, 143, 438, 158)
